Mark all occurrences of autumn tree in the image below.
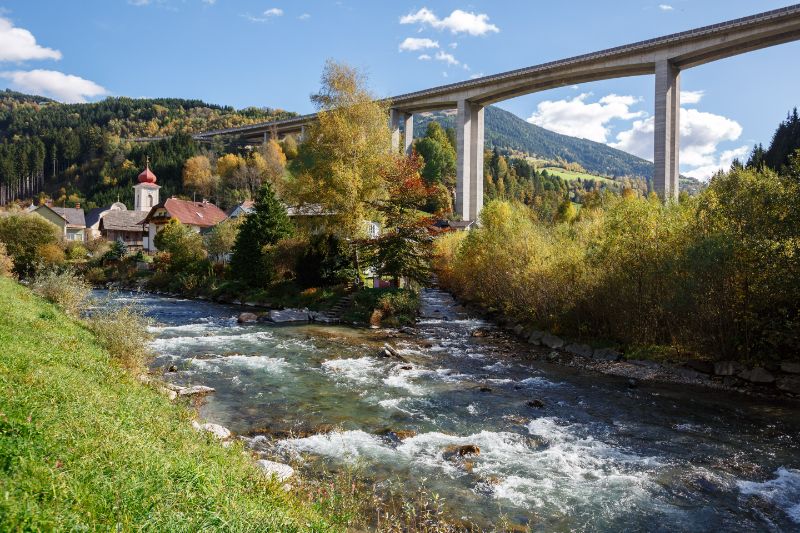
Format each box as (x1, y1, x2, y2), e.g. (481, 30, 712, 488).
(182, 155, 218, 198)
(281, 135, 299, 159)
(289, 60, 393, 238)
(204, 217, 242, 263)
(369, 153, 433, 287)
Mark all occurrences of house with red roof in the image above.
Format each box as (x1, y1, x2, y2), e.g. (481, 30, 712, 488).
(142, 197, 228, 252)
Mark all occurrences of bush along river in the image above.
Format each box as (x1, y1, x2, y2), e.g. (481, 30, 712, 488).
(103, 289, 800, 531)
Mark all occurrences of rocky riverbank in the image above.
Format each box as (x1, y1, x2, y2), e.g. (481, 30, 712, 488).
(445, 315, 800, 400)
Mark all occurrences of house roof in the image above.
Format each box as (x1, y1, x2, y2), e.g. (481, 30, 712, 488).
(51, 207, 86, 228)
(85, 202, 127, 228)
(146, 198, 227, 228)
(100, 211, 146, 232)
(227, 200, 254, 217)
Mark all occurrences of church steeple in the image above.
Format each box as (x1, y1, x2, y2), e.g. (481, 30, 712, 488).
(134, 157, 160, 212)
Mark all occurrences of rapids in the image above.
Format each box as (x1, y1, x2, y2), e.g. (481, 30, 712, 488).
(99, 289, 800, 531)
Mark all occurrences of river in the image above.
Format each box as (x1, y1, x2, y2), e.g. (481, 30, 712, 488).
(102, 288, 800, 531)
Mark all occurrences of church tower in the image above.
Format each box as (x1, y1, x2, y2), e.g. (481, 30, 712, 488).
(134, 158, 160, 212)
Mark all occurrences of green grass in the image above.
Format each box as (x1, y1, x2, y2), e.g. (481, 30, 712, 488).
(541, 167, 616, 185)
(0, 277, 338, 531)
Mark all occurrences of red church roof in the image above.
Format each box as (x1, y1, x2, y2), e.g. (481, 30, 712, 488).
(138, 163, 157, 184)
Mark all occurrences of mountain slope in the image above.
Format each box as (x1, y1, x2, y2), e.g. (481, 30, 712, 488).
(415, 105, 655, 181)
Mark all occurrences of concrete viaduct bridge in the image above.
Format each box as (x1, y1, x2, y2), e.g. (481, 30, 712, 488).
(189, 4, 800, 222)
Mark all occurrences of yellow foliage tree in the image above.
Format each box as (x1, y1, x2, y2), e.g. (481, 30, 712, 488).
(289, 60, 393, 237)
(182, 155, 218, 198)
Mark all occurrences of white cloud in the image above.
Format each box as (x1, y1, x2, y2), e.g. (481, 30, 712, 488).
(434, 50, 459, 66)
(400, 8, 499, 36)
(659, 4, 674, 11)
(299, 13, 310, 20)
(0, 16, 62, 62)
(128, 0, 152, 5)
(470, 72, 484, 79)
(0, 69, 107, 103)
(527, 93, 645, 143)
(399, 37, 439, 52)
(611, 105, 745, 180)
(681, 90, 704, 104)
(264, 8, 283, 17)
(418, 54, 432, 60)
(202, 0, 216, 4)
(449, 42, 458, 49)
(683, 146, 749, 180)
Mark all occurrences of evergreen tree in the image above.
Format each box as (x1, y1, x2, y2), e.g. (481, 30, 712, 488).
(230, 182, 293, 287)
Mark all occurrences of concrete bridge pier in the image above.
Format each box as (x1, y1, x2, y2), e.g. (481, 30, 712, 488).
(389, 109, 414, 154)
(455, 99, 485, 222)
(654, 59, 681, 200)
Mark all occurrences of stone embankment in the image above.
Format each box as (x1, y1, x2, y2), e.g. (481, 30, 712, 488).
(470, 324, 800, 398)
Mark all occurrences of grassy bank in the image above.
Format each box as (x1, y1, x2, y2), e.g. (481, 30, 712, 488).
(0, 277, 338, 531)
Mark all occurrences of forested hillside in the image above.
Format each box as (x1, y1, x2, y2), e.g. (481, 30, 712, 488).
(0, 90, 295, 206)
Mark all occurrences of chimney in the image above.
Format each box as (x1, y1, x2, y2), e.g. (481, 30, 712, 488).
(45, 199, 53, 207)
(75, 203, 80, 209)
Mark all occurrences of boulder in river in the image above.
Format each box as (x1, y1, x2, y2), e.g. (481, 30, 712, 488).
(780, 361, 800, 374)
(399, 326, 416, 335)
(236, 312, 258, 324)
(541, 334, 564, 349)
(527, 399, 545, 408)
(470, 328, 490, 338)
(714, 361, 744, 376)
(684, 359, 715, 374)
(737, 367, 775, 384)
(266, 308, 310, 323)
(178, 385, 216, 397)
(479, 386, 493, 393)
(444, 444, 480, 458)
(255, 459, 295, 483)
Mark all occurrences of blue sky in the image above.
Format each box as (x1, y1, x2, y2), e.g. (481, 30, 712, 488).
(1, 1, 799, 179)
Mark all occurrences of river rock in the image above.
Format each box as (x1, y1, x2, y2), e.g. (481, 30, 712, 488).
(714, 361, 744, 376)
(541, 334, 564, 349)
(527, 399, 545, 408)
(159, 387, 178, 400)
(237, 312, 258, 323)
(565, 343, 593, 358)
(776, 375, 800, 394)
(399, 326, 416, 335)
(256, 460, 295, 482)
(512, 324, 526, 337)
(738, 367, 775, 384)
(780, 361, 800, 374)
(192, 421, 231, 440)
(178, 385, 216, 397)
(479, 386, 493, 393)
(470, 328, 490, 338)
(592, 348, 622, 362)
(268, 308, 311, 323)
(444, 444, 480, 458)
(527, 330, 545, 345)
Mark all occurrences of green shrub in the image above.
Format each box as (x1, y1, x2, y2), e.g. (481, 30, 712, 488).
(296, 232, 355, 287)
(438, 163, 800, 363)
(0, 243, 14, 278)
(86, 301, 153, 373)
(65, 241, 88, 261)
(30, 268, 91, 317)
(0, 212, 60, 277)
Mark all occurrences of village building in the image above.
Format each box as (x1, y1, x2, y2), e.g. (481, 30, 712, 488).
(143, 197, 227, 252)
(29, 204, 87, 242)
(85, 202, 127, 240)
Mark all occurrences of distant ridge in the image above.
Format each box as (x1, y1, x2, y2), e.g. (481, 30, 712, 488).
(415, 105, 655, 181)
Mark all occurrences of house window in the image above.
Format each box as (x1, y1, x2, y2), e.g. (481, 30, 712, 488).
(147, 195, 153, 208)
